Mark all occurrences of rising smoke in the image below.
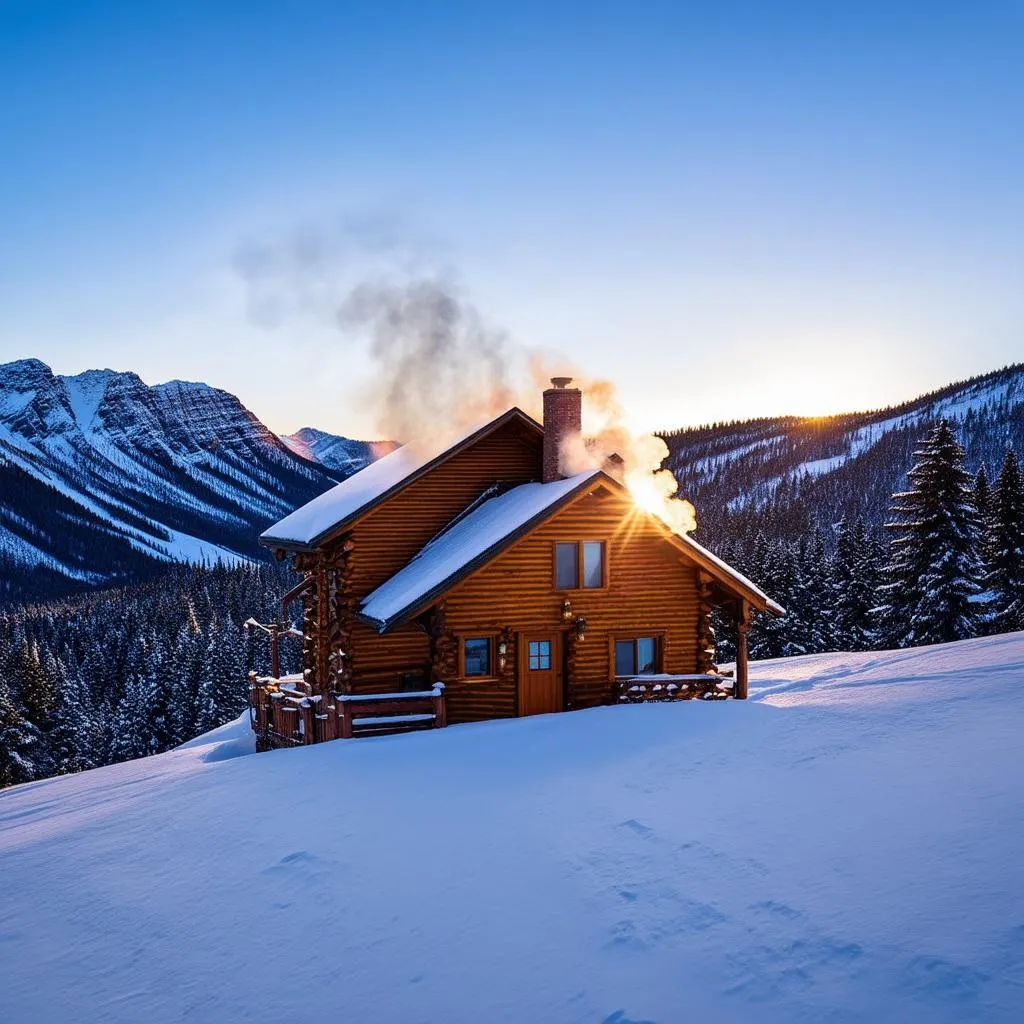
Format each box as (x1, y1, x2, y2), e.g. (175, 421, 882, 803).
(233, 216, 696, 532)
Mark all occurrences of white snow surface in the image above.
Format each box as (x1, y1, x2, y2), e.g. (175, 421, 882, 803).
(2, 633, 1023, 1023)
(361, 471, 601, 626)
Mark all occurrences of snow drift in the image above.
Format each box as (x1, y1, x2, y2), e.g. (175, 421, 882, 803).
(2, 634, 1023, 1023)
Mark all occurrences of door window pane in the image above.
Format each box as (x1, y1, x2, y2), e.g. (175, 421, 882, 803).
(615, 640, 636, 677)
(555, 543, 578, 589)
(582, 542, 604, 588)
(464, 637, 491, 676)
(636, 637, 657, 674)
(528, 640, 551, 670)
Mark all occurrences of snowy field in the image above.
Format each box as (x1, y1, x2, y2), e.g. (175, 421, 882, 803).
(2, 634, 1023, 1023)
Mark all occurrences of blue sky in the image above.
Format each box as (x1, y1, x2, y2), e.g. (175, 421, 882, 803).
(1, 0, 1022, 437)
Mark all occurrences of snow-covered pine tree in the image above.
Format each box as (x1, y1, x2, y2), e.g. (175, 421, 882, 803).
(0, 676, 39, 787)
(8, 640, 56, 776)
(985, 447, 1024, 631)
(831, 517, 880, 651)
(877, 420, 983, 647)
(973, 464, 991, 524)
(806, 525, 837, 653)
(45, 674, 100, 777)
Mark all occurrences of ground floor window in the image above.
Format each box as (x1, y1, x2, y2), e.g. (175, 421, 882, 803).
(614, 637, 660, 676)
(462, 636, 493, 677)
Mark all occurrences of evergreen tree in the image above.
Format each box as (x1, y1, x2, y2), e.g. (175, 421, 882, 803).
(0, 677, 39, 787)
(986, 448, 1024, 631)
(877, 420, 982, 647)
(973, 464, 992, 525)
(831, 517, 881, 651)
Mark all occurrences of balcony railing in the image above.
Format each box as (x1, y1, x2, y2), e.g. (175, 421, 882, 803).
(249, 673, 447, 749)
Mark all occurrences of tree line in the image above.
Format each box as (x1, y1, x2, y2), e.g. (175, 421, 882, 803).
(0, 562, 300, 788)
(713, 422, 1024, 661)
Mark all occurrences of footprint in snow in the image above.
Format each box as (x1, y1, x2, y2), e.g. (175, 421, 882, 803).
(618, 819, 654, 838)
(263, 850, 321, 874)
(902, 955, 989, 1002)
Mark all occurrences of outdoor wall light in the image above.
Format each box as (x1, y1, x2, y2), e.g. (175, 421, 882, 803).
(561, 598, 573, 622)
(574, 615, 587, 641)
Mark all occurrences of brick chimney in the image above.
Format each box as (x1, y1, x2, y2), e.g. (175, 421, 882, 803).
(542, 376, 582, 483)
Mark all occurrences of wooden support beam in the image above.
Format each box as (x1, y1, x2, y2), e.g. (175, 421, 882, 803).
(735, 600, 751, 700)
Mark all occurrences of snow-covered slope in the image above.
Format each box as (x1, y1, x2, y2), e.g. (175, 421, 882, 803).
(2, 633, 1022, 1023)
(280, 425, 396, 474)
(0, 359, 379, 600)
(664, 363, 1024, 524)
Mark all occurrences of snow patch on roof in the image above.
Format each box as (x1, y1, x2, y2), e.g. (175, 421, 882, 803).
(261, 443, 428, 546)
(361, 471, 601, 627)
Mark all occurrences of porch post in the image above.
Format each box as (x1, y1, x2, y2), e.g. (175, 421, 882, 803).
(735, 601, 750, 700)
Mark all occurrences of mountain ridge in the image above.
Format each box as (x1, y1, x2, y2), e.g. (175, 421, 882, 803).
(659, 361, 1024, 546)
(0, 359, 379, 603)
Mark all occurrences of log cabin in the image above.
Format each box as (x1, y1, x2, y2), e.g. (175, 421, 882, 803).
(249, 378, 783, 746)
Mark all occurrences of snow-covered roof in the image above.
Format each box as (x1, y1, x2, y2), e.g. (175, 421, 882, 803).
(261, 409, 541, 549)
(360, 471, 602, 629)
(261, 444, 423, 547)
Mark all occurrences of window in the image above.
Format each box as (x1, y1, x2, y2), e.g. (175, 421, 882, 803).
(463, 637, 492, 677)
(555, 542, 578, 589)
(614, 637, 660, 677)
(582, 542, 603, 588)
(528, 640, 552, 670)
(554, 541, 606, 589)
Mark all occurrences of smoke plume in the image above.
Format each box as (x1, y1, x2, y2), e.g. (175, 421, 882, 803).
(233, 216, 696, 533)
(337, 277, 521, 454)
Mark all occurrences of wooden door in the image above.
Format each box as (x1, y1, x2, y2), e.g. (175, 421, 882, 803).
(519, 634, 563, 716)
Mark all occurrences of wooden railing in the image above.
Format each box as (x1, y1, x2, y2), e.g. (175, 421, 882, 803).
(335, 686, 447, 738)
(249, 674, 447, 750)
(615, 673, 733, 703)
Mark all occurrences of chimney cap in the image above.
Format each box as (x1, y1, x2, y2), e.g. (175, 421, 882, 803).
(549, 376, 574, 389)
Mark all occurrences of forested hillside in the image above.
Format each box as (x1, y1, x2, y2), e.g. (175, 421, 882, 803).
(663, 363, 1023, 547)
(661, 364, 1023, 657)
(0, 562, 301, 787)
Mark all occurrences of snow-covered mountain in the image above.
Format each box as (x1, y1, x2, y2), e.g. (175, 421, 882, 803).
(2, 632, 1022, 1022)
(280, 426, 397, 474)
(663, 363, 1024, 539)
(0, 359, 378, 602)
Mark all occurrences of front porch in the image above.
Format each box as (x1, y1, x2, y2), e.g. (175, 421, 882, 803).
(248, 674, 448, 750)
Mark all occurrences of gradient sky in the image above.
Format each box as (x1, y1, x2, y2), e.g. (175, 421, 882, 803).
(1, 0, 1022, 438)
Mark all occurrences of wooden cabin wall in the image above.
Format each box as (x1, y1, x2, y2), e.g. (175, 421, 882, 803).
(441, 489, 701, 722)
(348, 620, 431, 694)
(348, 421, 541, 596)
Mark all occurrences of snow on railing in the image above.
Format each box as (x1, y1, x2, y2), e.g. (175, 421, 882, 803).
(616, 673, 732, 703)
(249, 673, 448, 748)
(335, 683, 445, 703)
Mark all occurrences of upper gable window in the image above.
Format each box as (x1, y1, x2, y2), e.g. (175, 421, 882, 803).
(555, 542, 579, 589)
(554, 541, 605, 590)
